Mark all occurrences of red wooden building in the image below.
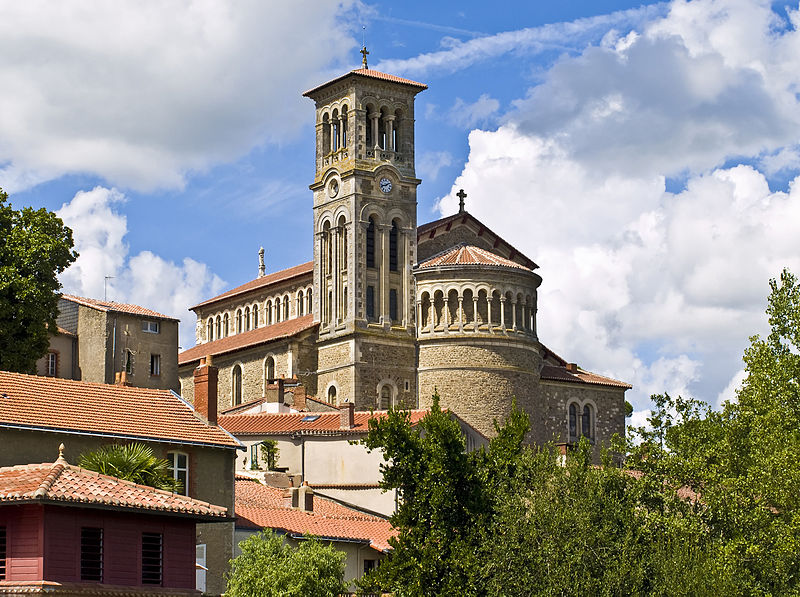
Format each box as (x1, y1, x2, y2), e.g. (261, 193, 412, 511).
(0, 446, 229, 596)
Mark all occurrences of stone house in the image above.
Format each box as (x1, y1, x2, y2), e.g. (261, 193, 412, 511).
(234, 476, 394, 588)
(0, 447, 229, 596)
(178, 58, 631, 461)
(220, 401, 487, 516)
(0, 370, 241, 596)
(36, 295, 180, 392)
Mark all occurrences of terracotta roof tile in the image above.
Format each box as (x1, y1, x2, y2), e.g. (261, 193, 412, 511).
(220, 409, 429, 436)
(540, 364, 632, 389)
(303, 68, 427, 97)
(0, 371, 240, 448)
(191, 262, 313, 310)
(179, 315, 317, 366)
(417, 243, 532, 271)
(417, 211, 538, 270)
(0, 458, 228, 519)
(61, 295, 177, 321)
(235, 479, 395, 552)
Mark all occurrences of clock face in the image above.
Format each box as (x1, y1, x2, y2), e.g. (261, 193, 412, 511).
(379, 177, 392, 194)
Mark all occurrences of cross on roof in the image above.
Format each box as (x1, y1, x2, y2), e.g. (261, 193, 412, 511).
(360, 46, 369, 69)
(457, 189, 467, 213)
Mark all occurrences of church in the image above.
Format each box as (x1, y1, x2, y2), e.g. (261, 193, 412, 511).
(178, 52, 630, 450)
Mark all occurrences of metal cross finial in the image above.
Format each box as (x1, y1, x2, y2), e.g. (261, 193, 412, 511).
(457, 189, 467, 213)
(360, 46, 369, 69)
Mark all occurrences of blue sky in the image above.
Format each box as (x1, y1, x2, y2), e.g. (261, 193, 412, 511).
(2, 0, 800, 423)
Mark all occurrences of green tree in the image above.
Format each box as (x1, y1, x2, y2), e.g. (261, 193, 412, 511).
(260, 439, 280, 470)
(79, 443, 182, 492)
(226, 530, 347, 597)
(0, 187, 77, 372)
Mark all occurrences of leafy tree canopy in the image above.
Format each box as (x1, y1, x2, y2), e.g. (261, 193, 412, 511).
(79, 443, 182, 492)
(0, 187, 77, 372)
(226, 530, 347, 597)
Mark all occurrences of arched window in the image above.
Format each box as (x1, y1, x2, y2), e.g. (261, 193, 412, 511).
(244, 306, 251, 332)
(379, 385, 392, 409)
(215, 315, 221, 339)
(306, 289, 312, 315)
(253, 304, 259, 329)
(275, 299, 281, 323)
(266, 300, 273, 325)
(389, 220, 399, 271)
(207, 319, 214, 342)
(223, 313, 229, 337)
(297, 291, 304, 316)
(569, 403, 577, 441)
(265, 356, 275, 384)
(236, 310, 243, 334)
(341, 105, 348, 148)
(582, 405, 592, 439)
(232, 364, 243, 406)
(283, 296, 289, 320)
(332, 109, 339, 151)
(322, 113, 331, 154)
(366, 217, 376, 268)
(327, 385, 337, 404)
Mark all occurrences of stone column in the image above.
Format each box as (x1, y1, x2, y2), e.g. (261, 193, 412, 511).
(512, 298, 517, 332)
(370, 112, 380, 150)
(500, 297, 506, 331)
(473, 296, 479, 332)
(385, 115, 395, 151)
(331, 227, 339, 324)
(458, 296, 464, 331)
(379, 225, 389, 324)
(487, 294, 492, 330)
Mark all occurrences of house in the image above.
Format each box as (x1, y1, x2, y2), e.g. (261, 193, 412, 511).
(177, 55, 631, 462)
(0, 446, 229, 596)
(0, 369, 241, 596)
(38, 294, 180, 392)
(220, 400, 487, 516)
(234, 476, 394, 587)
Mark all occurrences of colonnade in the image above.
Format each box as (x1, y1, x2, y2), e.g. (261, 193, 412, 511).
(417, 286, 537, 337)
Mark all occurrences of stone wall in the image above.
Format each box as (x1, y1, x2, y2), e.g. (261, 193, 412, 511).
(418, 336, 542, 438)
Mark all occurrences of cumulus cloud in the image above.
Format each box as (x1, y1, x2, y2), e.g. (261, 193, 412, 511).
(448, 94, 500, 129)
(0, 1, 357, 192)
(433, 0, 800, 412)
(417, 150, 453, 181)
(57, 187, 224, 349)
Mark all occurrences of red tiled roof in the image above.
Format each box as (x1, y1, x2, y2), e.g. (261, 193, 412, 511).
(61, 295, 177, 321)
(540, 364, 632, 389)
(191, 262, 313, 311)
(179, 315, 317, 366)
(417, 211, 538, 270)
(220, 409, 429, 436)
(56, 326, 76, 337)
(235, 479, 395, 552)
(0, 371, 241, 448)
(303, 68, 427, 97)
(0, 457, 228, 520)
(417, 243, 532, 271)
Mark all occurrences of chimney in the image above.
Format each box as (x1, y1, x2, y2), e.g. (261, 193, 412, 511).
(292, 383, 307, 410)
(283, 487, 299, 509)
(339, 401, 355, 430)
(116, 370, 130, 386)
(194, 356, 218, 425)
(565, 363, 578, 373)
(298, 482, 314, 512)
(258, 247, 266, 277)
(277, 378, 285, 405)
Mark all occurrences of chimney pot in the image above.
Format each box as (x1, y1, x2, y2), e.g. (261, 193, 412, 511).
(566, 363, 578, 373)
(339, 402, 355, 430)
(298, 483, 314, 512)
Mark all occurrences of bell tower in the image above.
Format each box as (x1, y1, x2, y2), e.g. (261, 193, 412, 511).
(303, 51, 427, 410)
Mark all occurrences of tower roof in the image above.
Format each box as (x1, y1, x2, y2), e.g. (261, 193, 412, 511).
(303, 68, 427, 98)
(416, 243, 533, 272)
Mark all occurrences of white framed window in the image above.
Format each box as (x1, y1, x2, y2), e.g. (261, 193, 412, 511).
(150, 354, 161, 377)
(141, 321, 160, 334)
(46, 352, 57, 377)
(167, 452, 189, 495)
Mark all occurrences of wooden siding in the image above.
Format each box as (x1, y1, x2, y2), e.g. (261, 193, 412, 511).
(0, 504, 44, 581)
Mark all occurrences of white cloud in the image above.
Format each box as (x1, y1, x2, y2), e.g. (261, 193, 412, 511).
(417, 150, 453, 182)
(57, 187, 224, 349)
(376, 4, 667, 76)
(0, 1, 357, 192)
(448, 94, 500, 129)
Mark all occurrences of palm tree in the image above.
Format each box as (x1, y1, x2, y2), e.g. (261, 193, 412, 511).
(79, 443, 182, 492)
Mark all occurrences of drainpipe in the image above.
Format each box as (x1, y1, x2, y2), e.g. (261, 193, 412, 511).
(111, 317, 117, 383)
